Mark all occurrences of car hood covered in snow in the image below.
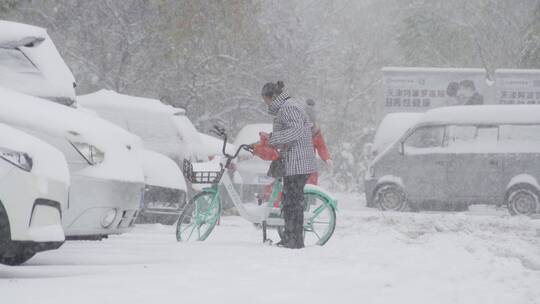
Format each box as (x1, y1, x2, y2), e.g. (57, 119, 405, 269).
(0, 87, 144, 183)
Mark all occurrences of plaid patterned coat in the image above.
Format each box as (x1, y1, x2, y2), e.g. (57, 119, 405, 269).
(268, 93, 317, 176)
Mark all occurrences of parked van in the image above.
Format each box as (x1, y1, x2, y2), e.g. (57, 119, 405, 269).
(0, 122, 69, 265)
(0, 87, 145, 239)
(365, 105, 540, 215)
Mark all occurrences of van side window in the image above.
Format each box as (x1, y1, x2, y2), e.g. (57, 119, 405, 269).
(404, 126, 444, 149)
(476, 126, 499, 142)
(445, 126, 476, 147)
(499, 125, 540, 142)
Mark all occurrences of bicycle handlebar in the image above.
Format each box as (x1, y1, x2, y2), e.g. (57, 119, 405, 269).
(211, 125, 254, 161)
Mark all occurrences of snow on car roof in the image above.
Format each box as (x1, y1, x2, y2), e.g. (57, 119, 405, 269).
(419, 105, 540, 125)
(0, 20, 46, 47)
(0, 20, 76, 103)
(79, 90, 190, 160)
(495, 69, 540, 75)
(373, 113, 423, 153)
(382, 66, 486, 74)
(78, 90, 185, 115)
(0, 86, 142, 147)
(0, 122, 69, 184)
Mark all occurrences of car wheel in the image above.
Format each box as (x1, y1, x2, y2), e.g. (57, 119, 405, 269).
(374, 184, 408, 211)
(0, 248, 36, 266)
(0, 202, 10, 251)
(507, 185, 539, 216)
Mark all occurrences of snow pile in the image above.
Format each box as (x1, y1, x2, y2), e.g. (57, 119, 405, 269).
(2, 194, 540, 304)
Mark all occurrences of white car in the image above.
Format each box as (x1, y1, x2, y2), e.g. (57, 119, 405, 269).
(77, 90, 192, 223)
(233, 124, 273, 202)
(0, 20, 76, 105)
(0, 87, 146, 239)
(0, 122, 69, 265)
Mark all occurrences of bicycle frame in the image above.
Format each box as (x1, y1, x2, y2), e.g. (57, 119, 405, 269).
(202, 162, 286, 227)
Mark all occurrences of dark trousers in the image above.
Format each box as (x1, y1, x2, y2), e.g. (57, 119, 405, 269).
(281, 174, 310, 249)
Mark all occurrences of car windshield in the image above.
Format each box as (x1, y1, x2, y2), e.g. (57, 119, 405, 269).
(405, 126, 445, 149)
(0, 47, 40, 74)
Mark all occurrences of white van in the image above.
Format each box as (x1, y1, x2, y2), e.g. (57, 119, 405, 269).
(366, 105, 540, 215)
(0, 87, 145, 239)
(0, 122, 69, 265)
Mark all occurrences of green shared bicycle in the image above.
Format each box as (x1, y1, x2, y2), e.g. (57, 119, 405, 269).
(176, 126, 337, 246)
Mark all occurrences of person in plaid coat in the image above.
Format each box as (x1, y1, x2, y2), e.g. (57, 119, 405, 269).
(262, 80, 316, 249)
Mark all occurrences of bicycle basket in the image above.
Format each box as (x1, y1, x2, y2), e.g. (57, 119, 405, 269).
(182, 159, 223, 184)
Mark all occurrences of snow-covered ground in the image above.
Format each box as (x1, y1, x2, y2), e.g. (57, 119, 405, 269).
(2, 193, 540, 304)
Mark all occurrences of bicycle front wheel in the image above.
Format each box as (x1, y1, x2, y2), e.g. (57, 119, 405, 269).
(176, 191, 222, 242)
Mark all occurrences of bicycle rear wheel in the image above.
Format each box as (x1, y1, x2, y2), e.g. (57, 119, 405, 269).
(176, 191, 221, 242)
(303, 192, 336, 246)
(278, 192, 336, 246)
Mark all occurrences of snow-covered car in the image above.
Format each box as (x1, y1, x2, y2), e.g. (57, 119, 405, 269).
(233, 124, 273, 202)
(0, 122, 69, 265)
(0, 20, 76, 105)
(0, 87, 145, 239)
(365, 105, 540, 215)
(77, 90, 194, 223)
